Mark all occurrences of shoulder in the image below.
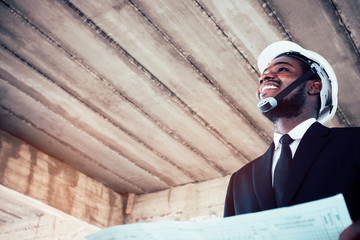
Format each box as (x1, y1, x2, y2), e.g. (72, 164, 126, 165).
(308, 122, 360, 137)
(229, 142, 273, 183)
(329, 126, 360, 134)
(230, 156, 261, 182)
(323, 126, 360, 163)
(327, 126, 360, 141)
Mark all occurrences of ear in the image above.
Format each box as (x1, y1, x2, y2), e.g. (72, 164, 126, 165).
(308, 80, 322, 95)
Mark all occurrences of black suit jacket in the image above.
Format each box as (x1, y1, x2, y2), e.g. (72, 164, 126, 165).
(224, 122, 360, 221)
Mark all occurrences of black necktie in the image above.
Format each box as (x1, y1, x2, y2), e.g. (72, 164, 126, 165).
(274, 134, 294, 207)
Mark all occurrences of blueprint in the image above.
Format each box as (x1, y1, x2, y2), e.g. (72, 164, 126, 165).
(86, 194, 352, 240)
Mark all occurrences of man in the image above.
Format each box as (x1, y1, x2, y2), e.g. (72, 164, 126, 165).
(224, 41, 360, 239)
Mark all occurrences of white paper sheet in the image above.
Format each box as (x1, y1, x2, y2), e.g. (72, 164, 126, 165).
(86, 194, 352, 240)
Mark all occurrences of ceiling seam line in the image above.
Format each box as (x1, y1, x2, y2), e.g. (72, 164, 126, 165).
(0, 104, 146, 194)
(258, 0, 293, 41)
(328, 0, 360, 57)
(0, 44, 172, 189)
(335, 106, 352, 127)
(0, 3, 199, 183)
(127, 0, 263, 162)
(192, 0, 259, 75)
(62, 0, 246, 172)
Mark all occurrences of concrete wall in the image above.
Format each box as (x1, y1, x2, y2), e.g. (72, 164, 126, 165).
(0, 129, 124, 230)
(125, 175, 230, 223)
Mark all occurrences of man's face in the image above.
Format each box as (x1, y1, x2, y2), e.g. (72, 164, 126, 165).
(256, 56, 308, 122)
(257, 56, 305, 100)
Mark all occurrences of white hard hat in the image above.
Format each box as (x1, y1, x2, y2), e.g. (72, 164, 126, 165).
(258, 41, 338, 124)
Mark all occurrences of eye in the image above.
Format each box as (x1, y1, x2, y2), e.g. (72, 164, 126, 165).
(278, 67, 289, 73)
(258, 77, 264, 84)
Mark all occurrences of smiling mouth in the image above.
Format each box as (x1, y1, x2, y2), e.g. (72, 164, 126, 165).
(261, 85, 279, 93)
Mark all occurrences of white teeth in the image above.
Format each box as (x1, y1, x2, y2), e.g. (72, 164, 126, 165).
(261, 85, 278, 93)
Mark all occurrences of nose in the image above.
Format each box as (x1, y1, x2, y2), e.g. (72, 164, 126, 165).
(259, 71, 276, 84)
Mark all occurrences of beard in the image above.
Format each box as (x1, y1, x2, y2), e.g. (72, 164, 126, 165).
(262, 84, 306, 123)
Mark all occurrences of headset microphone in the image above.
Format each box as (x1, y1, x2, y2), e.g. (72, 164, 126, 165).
(257, 67, 316, 113)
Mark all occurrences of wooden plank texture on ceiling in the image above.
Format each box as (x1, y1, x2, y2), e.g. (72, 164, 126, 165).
(1, 0, 359, 199)
(0, 0, 276, 194)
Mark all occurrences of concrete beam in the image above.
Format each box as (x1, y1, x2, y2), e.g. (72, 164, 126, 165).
(125, 175, 230, 223)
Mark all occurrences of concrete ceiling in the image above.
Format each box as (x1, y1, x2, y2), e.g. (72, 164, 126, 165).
(1, 0, 359, 202)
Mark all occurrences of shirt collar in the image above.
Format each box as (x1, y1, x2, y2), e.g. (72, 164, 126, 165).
(274, 118, 317, 149)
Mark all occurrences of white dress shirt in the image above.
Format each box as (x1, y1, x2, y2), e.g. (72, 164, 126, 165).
(271, 118, 317, 186)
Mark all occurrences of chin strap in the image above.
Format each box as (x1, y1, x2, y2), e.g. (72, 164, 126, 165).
(257, 68, 316, 113)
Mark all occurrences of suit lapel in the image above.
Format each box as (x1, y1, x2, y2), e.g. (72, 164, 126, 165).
(281, 122, 330, 206)
(253, 143, 277, 210)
